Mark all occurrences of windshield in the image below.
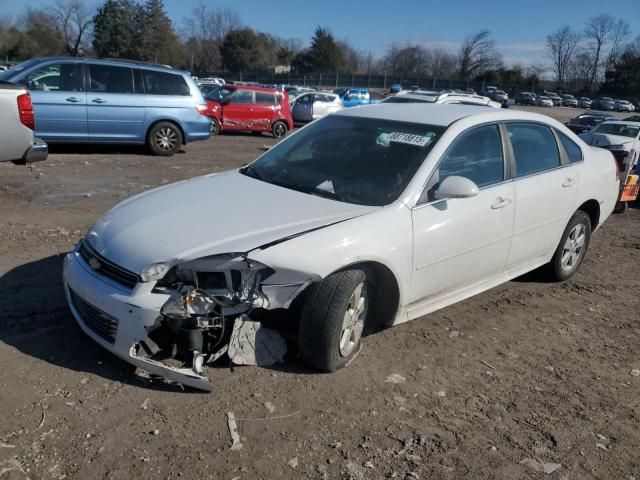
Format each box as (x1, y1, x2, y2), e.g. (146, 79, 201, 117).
(0, 59, 41, 80)
(592, 123, 640, 138)
(241, 115, 445, 206)
(383, 96, 432, 104)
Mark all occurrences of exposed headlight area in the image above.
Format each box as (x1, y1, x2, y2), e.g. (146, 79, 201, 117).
(136, 254, 279, 379)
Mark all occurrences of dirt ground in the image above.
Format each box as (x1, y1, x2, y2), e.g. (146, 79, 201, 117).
(1, 106, 639, 480)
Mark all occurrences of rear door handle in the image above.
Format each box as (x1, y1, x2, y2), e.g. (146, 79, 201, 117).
(491, 197, 512, 209)
(66, 97, 81, 103)
(92, 98, 107, 104)
(562, 177, 577, 187)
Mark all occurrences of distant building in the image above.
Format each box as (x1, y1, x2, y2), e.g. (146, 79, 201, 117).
(273, 65, 291, 74)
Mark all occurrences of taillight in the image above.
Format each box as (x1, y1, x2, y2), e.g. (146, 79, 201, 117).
(17, 93, 35, 130)
(195, 104, 208, 116)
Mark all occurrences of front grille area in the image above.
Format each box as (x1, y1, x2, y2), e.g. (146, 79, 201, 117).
(69, 289, 119, 344)
(78, 239, 140, 289)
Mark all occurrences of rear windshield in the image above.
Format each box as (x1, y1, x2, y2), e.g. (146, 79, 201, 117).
(241, 115, 445, 206)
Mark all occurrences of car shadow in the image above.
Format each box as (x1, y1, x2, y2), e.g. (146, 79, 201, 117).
(48, 144, 187, 156)
(0, 254, 203, 393)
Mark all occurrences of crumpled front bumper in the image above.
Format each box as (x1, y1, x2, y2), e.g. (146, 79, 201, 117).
(63, 249, 214, 391)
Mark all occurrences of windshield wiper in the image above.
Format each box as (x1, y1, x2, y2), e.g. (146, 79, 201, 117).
(271, 180, 342, 201)
(240, 165, 264, 181)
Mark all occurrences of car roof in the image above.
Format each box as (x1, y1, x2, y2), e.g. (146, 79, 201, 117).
(14, 56, 186, 74)
(599, 120, 640, 126)
(333, 103, 553, 127)
(227, 84, 283, 94)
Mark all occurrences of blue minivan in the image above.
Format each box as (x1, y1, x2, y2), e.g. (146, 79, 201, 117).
(0, 57, 211, 156)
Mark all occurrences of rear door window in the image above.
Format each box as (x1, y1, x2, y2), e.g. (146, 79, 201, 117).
(507, 123, 561, 177)
(142, 70, 190, 96)
(23, 63, 83, 92)
(255, 92, 276, 105)
(229, 90, 253, 104)
(89, 64, 134, 93)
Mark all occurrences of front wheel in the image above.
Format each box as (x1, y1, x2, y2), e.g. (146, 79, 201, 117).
(272, 121, 288, 139)
(299, 269, 369, 372)
(546, 211, 592, 281)
(148, 122, 183, 156)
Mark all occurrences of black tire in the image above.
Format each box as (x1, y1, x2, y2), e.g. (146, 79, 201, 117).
(272, 120, 288, 139)
(614, 201, 628, 214)
(210, 118, 220, 136)
(147, 122, 183, 156)
(299, 269, 369, 372)
(546, 211, 592, 282)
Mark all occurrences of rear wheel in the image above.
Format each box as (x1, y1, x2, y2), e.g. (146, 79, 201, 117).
(272, 121, 288, 139)
(546, 211, 592, 281)
(210, 118, 220, 136)
(299, 269, 369, 372)
(148, 122, 182, 156)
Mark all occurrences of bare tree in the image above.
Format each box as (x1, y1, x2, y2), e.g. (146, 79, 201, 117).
(457, 29, 503, 81)
(52, 0, 93, 56)
(546, 26, 580, 88)
(429, 46, 456, 83)
(181, 1, 241, 73)
(604, 18, 630, 73)
(583, 14, 615, 90)
(380, 42, 430, 78)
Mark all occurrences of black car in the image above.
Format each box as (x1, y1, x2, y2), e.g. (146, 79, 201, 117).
(623, 115, 640, 122)
(515, 92, 536, 105)
(565, 113, 617, 134)
(591, 97, 615, 111)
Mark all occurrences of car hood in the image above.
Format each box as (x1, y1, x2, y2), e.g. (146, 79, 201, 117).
(86, 171, 376, 274)
(579, 133, 635, 148)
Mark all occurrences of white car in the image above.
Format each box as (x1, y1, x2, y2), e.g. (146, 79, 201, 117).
(63, 104, 619, 391)
(536, 95, 554, 107)
(579, 121, 640, 169)
(384, 91, 502, 108)
(291, 92, 343, 122)
(615, 100, 635, 112)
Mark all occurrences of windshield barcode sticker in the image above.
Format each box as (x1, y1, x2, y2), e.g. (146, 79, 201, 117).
(388, 132, 432, 147)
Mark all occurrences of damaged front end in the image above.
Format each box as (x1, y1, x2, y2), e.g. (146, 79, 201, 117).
(132, 253, 314, 391)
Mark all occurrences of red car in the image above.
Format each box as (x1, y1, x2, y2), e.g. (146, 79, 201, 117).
(206, 85, 293, 138)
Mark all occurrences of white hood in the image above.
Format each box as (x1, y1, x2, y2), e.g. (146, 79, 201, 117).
(580, 132, 634, 149)
(86, 170, 376, 273)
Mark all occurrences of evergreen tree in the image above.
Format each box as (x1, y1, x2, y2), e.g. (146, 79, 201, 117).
(220, 28, 264, 72)
(307, 27, 344, 72)
(139, 0, 182, 65)
(92, 0, 143, 59)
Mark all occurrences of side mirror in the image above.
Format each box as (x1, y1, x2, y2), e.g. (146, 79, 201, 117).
(434, 176, 479, 200)
(222, 98, 230, 105)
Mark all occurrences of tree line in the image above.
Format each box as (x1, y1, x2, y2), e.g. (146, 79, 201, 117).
(1, 0, 638, 95)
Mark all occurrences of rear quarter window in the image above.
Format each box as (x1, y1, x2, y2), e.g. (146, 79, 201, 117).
(142, 70, 190, 96)
(557, 131, 583, 163)
(255, 92, 276, 105)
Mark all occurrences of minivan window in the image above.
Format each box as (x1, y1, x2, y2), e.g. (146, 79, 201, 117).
(142, 70, 190, 96)
(23, 63, 83, 92)
(255, 92, 275, 105)
(507, 123, 561, 177)
(89, 64, 134, 93)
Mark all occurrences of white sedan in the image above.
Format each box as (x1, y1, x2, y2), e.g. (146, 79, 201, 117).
(63, 104, 619, 391)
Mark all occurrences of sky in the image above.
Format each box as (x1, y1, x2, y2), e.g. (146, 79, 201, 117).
(1, 0, 639, 69)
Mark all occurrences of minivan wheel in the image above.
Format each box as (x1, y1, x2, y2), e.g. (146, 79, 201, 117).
(546, 211, 592, 281)
(299, 269, 369, 372)
(272, 121, 287, 139)
(148, 122, 183, 156)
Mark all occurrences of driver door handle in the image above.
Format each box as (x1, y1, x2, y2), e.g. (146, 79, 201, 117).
(491, 197, 512, 209)
(66, 97, 81, 103)
(562, 177, 577, 187)
(92, 98, 107, 104)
